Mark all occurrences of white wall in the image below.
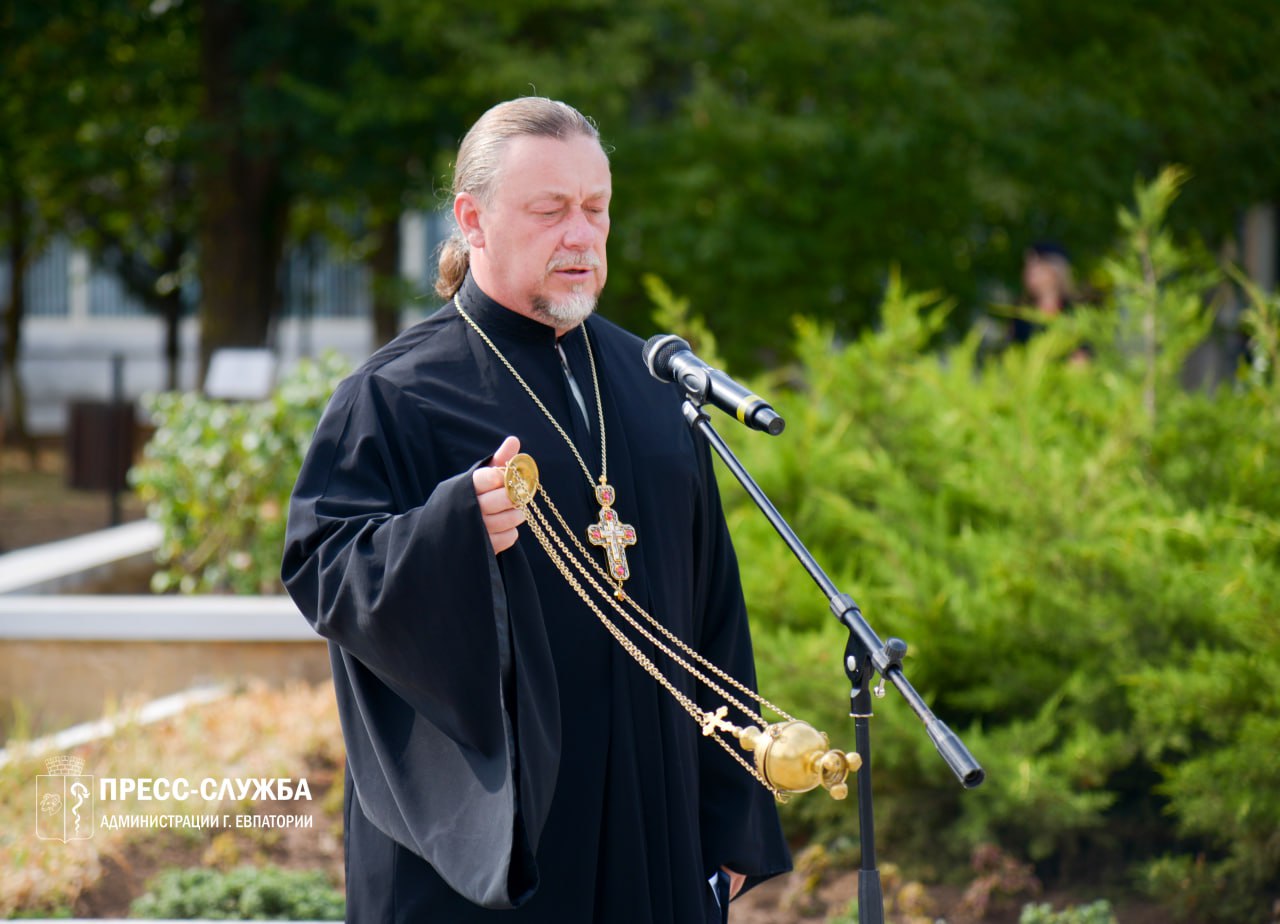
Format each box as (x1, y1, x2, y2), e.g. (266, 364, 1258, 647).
(16, 316, 383, 435)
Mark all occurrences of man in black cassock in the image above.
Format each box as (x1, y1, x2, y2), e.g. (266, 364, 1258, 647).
(282, 97, 791, 923)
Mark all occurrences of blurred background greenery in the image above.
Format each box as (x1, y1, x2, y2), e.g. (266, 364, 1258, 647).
(3, 0, 1277, 381)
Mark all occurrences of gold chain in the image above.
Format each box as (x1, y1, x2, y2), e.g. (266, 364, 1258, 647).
(454, 298, 606, 490)
(511, 471, 777, 794)
(536, 487, 793, 727)
(505, 465, 788, 794)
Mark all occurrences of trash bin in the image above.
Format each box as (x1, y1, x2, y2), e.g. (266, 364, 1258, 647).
(66, 400, 136, 493)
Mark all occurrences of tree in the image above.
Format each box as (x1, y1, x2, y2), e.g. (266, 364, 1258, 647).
(195, 0, 294, 373)
(0, 5, 81, 451)
(191, 0, 457, 366)
(285, 0, 462, 350)
(13, 0, 1279, 386)
(588, 0, 1280, 367)
(61, 0, 201, 391)
(2, 0, 201, 431)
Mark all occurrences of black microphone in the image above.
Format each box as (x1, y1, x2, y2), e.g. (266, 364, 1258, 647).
(642, 334, 785, 436)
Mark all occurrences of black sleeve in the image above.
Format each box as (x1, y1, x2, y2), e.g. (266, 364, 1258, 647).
(282, 372, 560, 909)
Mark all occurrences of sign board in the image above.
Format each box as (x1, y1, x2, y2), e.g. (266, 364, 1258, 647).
(204, 349, 277, 401)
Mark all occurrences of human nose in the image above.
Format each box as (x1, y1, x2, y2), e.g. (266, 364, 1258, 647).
(561, 207, 603, 251)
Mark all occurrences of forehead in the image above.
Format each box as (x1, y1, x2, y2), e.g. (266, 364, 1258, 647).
(493, 133, 612, 202)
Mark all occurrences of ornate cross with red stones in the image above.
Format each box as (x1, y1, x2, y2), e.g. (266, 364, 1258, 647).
(586, 481, 637, 587)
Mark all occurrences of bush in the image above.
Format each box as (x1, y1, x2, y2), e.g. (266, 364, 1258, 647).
(705, 170, 1279, 921)
(130, 865, 344, 920)
(1019, 900, 1117, 924)
(130, 351, 350, 594)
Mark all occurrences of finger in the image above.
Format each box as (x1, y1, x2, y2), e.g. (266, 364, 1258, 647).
(477, 488, 521, 516)
(472, 465, 507, 495)
(490, 527, 520, 554)
(492, 435, 521, 468)
(482, 507, 526, 532)
(473, 436, 522, 497)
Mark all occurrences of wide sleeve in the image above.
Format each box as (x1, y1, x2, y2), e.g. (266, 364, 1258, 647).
(690, 437, 793, 894)
(281, 372, 559, 909)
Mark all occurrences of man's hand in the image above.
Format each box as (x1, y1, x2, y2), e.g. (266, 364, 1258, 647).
(721, 867, 746, 900)
(472, 436, 526, 554)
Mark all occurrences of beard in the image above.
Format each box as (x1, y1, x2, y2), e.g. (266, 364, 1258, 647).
(532, 289, 599, 327)
(532, 252, 603, 326)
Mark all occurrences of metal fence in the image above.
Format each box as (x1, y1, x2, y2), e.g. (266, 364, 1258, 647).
(0, 211, 449, 322)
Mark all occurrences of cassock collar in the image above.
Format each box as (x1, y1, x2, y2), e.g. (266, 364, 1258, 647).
(455, 273, 584, 348)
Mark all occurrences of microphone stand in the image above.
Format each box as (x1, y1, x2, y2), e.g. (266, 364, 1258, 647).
(679, 397, 985, 924)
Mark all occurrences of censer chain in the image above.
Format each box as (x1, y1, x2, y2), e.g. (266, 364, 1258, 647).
(518, 491, 776, 792)
(532, 486, 792, 724)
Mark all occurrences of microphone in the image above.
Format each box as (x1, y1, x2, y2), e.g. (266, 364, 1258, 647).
(643, 334, 785, 436)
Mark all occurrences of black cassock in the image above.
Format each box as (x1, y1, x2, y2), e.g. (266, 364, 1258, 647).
(282, 276, 791, 923)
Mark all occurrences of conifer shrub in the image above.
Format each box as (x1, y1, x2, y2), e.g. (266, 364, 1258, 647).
(129, 865, 344, 919)
(711, 170, 1279, 921)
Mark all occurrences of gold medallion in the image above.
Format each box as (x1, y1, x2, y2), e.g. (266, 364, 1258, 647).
(504, 453, 540, 507)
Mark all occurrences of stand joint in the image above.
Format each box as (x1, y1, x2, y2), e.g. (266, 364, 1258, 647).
(873, 638, 908, 697)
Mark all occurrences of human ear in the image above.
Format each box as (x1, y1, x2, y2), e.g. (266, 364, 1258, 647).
(455, 194, 485, 249)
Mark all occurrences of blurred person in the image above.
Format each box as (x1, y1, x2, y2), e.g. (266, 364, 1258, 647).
(1012, 240, 1077, 345)
(282, 97, 790, 923)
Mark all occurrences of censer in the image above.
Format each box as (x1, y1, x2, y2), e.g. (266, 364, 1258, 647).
(504, 453, 860, 802)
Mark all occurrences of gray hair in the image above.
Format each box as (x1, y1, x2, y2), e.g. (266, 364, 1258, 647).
(435, 97, 602, 299)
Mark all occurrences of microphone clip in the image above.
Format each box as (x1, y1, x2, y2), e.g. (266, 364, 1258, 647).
(675, 366, 715, 404)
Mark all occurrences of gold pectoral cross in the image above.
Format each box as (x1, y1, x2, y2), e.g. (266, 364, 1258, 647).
(586, 480, 637, 589)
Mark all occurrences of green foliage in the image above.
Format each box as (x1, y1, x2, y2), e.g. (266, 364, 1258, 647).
(130, 352, 351, 595)
(1234, 267, 1280, 399)
(8, 909, 73, 919)
(11, 0, 1279, 377)
(587, 0, 1280, 367)
(1019, 900, 1117, 924)
(642, 272, 724, 367)
(707, 175, 1279, 921)
(129, 865, 344, 920)
(826, 899, 858, 924)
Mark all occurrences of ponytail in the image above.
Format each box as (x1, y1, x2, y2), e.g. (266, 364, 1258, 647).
(434, 232, 470, 299)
